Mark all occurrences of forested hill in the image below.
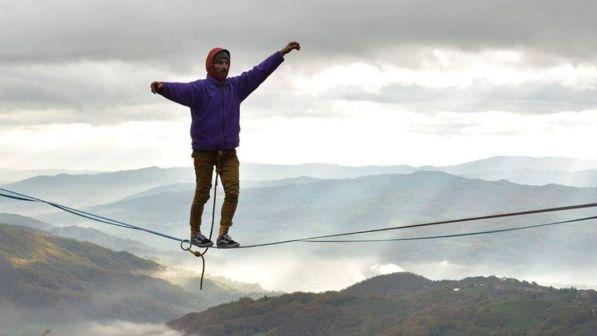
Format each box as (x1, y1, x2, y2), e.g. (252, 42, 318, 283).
(0, 223, 267, 331)
(0, 223, 201, 327)
(168, 272, 597, 336)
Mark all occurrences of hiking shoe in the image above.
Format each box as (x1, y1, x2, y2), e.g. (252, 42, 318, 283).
(217, 233, 240, 248)
(191, 232, 213, 248)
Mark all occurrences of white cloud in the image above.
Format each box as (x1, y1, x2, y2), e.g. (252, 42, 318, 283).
(3, 0, 597, 64)
(0, 60, 196, 125)
(59, 321, 182, 336)
(2, 109, 597, 170)
(240, 109, 597, 166)
(0, 121, 192, 170)
(3, 51, 597, 127)
(3, 0, 597, 169)
(207, 251, 377, 292)
(370, 263, 405, 275)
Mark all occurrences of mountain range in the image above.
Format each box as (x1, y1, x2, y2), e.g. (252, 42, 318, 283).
(35, 169, 597, 269)
(4, 156, 597, 334)
(4, 156, 597, 212)
(2, 157, 597, 294)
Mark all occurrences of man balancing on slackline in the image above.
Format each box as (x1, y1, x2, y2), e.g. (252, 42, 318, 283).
(150, 42, 301, 248)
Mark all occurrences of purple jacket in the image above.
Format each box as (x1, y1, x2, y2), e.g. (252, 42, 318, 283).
(160, 51, 285, 150)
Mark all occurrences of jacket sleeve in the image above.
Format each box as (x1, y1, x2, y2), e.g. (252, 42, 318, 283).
(160, 81, 200, 107)
(230, 51, 285, 102)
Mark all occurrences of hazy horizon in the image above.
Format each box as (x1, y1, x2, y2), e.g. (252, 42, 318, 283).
(4, 154, 597, 172)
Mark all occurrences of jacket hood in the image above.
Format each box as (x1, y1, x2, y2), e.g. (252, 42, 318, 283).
(205, 47, 230, 80)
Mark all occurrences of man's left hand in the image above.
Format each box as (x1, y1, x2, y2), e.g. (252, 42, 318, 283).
(280, 42, 301, 55)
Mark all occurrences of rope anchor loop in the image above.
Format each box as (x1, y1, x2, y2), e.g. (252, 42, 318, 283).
(181, 239, 207, 289)
(178, 163, 221, 290)
(180, 239, 206, 257)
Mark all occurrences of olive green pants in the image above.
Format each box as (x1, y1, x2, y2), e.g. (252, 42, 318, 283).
(189, 149, 239, 237)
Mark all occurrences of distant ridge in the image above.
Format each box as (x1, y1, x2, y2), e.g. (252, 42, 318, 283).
(0, 168, 100, 184)
(2, 166, 194, 207)
(5, 156, 597, 208)
(430, 155, 597, 174)
(0, 212, 53, 231)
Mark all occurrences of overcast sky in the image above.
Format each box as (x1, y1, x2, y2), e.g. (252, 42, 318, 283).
(1, 0, 597, 170)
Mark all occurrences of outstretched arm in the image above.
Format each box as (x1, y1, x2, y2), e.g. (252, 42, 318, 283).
(150, 81, 198, 107)
(232, 41, 301, 101)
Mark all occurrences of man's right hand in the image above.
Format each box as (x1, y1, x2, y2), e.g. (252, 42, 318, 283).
(280, 41, 301, 55)
(150, 81, 164, 94)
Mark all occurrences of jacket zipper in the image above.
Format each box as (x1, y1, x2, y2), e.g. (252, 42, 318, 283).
(222, 84, 227, 147)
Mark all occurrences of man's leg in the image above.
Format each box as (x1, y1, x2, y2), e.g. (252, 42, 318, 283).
(189, 151, 215, 238)
(217, 149, 240, 238)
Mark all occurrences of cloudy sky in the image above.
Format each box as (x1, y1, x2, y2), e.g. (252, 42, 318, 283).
(2, 0, 597, 170)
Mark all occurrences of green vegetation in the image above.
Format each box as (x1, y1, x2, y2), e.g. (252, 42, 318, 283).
(168, 272, 597, 336)
(0, 223, 272, 332)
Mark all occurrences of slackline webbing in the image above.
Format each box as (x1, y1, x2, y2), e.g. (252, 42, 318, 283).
(300, 215, 597, 243)
(237, 202, 597, 248)
(2, 187, 597, 249)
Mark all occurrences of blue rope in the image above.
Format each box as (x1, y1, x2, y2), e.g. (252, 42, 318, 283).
(0, 187, 184, 243)
(2, 187, 597, 249)
(237, 201, 597, 248)
(301, 215, 597, 243)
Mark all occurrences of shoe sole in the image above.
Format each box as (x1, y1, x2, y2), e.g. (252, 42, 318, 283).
(217, 244, 240, 249)
(192, 241, 214, 248)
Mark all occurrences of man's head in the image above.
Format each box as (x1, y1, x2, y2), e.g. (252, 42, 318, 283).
(206, 48, 230, 81)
